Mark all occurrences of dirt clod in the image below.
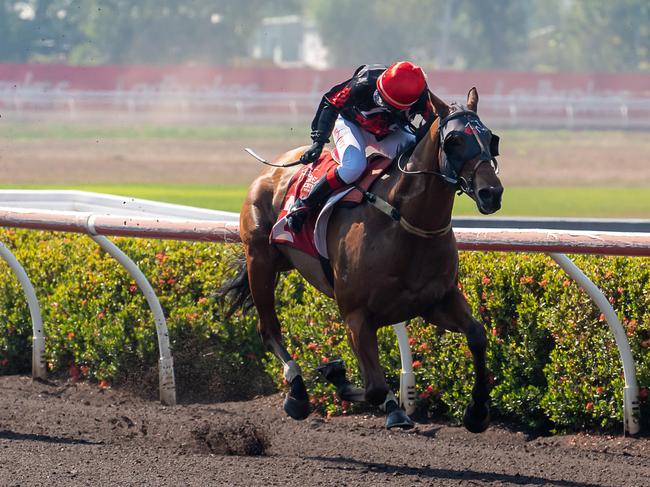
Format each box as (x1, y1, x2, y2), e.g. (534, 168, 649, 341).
(192, 420, 268, 456)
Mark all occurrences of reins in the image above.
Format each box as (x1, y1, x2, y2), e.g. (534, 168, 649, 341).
(359, 115, 458, 239)
(357, 188, 453, 239)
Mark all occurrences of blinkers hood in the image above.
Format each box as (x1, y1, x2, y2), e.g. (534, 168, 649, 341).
(438, 108, 499, 185)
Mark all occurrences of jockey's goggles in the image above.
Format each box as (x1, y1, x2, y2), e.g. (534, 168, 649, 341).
(373, 90, 404, 112)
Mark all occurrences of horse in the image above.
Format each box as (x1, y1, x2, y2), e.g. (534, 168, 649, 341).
(223, 88, 503, 432)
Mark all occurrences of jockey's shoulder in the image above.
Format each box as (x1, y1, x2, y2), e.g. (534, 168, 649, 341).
(353, 64, 388, 78)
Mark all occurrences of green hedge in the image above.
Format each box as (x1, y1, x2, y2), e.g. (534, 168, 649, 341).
(0, 229, 648, 433)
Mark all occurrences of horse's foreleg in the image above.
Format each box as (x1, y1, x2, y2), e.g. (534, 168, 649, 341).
(246, 243, 310, 420)
(316, 356, 365, 402)
(425, 288, 490, 433)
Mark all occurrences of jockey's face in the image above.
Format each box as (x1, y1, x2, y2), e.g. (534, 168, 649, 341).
(373, 90, 404, 113)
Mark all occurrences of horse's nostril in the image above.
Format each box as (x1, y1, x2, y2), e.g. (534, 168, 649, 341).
(478, 188, 493, 202)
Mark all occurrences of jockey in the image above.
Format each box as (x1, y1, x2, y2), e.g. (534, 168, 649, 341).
(287, 61, 436, 232)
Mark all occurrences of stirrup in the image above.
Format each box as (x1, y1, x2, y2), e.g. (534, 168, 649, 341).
(287, 205, 309, 232)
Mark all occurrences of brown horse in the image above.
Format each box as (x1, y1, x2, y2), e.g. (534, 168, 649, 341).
(225, 88, 503, 432)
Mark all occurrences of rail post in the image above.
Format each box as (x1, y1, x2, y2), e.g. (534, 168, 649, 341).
(88, 232, 177, 406)
(393, 322, 416, 415)
(549, 253, 640, 435)
(0, 241, 46, 379)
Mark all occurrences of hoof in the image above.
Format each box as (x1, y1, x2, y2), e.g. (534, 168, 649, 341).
(385, 400, 415, 430)
(284, 394, 310, 420)
(284, 377, 310, 420)
(463, 401, 490, 433)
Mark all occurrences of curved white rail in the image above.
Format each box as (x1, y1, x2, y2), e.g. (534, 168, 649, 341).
(0, 241, 46, 379)
(90, 235, 176, 406)
(549, 253, 640, 435)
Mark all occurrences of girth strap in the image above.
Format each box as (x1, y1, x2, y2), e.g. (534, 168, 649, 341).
(359, 189, 452, 239)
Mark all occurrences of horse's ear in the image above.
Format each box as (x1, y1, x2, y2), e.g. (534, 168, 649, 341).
(467, 87, 479, 112)
(428, 91, 449, 119)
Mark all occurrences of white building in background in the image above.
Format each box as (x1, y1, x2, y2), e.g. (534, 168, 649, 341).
(251, 15, 329, 70)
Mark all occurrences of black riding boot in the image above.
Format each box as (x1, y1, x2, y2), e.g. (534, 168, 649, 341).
(287, 175, 337, 232)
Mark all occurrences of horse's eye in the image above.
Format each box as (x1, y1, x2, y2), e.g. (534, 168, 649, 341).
(444, 134, 464, 155)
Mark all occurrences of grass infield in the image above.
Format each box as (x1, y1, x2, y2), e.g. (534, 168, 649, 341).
(2, 184, 648, 218)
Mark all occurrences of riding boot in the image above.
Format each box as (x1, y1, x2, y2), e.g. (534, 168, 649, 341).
(287, 169, 346, 232)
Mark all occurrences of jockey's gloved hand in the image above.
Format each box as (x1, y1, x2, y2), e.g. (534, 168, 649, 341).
(300, 141, 324, 164)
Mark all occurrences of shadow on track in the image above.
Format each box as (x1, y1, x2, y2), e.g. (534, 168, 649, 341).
(308, 455, 603, 487)
(0, 429, 102, 446)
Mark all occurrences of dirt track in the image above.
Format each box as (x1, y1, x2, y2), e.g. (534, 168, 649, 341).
(1, 132, 649, 186)
(1, 375, 649, 486)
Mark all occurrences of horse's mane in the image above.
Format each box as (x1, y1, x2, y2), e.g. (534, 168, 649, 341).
(413, 101, 464, 142)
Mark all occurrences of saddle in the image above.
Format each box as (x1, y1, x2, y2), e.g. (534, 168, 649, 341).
(270, 150, 393, 259)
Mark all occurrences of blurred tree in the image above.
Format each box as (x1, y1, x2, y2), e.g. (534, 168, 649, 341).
(308, 0, 531, 69)
(0, 1, 29, 62)
(564, 0, 649, 72)
(308, 0, 413, 67)
(0, 0, 648, 72)
(525, 0, 649, 72)
(1, 0, 301, 65)
(64, 0, 269, 64)
(0, 0, 83, 62)
(452, 0, 531, 69)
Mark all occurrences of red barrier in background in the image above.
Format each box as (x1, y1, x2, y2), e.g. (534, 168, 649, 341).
(1, 63, 649, 98)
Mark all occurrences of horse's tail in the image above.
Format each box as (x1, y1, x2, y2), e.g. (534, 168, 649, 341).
(218, 256, 253, 318)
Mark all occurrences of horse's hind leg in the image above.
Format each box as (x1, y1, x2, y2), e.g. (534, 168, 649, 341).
(344, 311, 414, 429)
(425, 287, 490, 433)
(245, 239, 310, 420)
(345, 311, 389, 406)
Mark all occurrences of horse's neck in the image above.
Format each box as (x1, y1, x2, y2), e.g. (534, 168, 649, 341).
(388, 121, 456, 231)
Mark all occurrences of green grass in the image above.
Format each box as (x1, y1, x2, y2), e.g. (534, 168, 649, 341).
(0, 123, 309, 140)
(1, 184, 247, 213)
(454, 187, 650, 218)
(3, 184, 649, 218)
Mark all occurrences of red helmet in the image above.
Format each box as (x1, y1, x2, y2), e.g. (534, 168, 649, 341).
(377, 61, 427, 110)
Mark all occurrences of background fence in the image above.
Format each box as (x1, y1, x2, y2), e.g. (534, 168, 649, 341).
(2, 64, 650, 128)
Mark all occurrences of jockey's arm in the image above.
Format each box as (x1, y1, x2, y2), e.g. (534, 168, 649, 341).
(310, 79, 353, 144)
(418, 88, 438, 122)
(310, 98, 339, 144)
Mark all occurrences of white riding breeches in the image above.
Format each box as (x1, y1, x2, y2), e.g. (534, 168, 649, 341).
(331, 116, 416, 184)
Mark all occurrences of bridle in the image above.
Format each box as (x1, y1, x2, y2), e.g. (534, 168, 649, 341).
(360, 104, 501, 238)
(397, 106, 499, 198)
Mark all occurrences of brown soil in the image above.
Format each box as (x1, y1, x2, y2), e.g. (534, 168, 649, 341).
(0, 133, 649, 186)
(0, 138, 284, 185)
(1, 375, 649, 486)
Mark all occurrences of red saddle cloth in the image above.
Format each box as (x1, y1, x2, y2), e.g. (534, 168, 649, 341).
(270, 150, 392, 258)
